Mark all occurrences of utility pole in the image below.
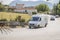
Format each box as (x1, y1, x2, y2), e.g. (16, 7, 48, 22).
(56, 5, 57, 15)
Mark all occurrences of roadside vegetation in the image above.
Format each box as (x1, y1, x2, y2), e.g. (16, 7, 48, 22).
(36, 4, 50, 14)
(52, 1, 60, 15)
(0, 12, 31, 22)
(35, 1, 60, 15)
(0, 12, 31, 34)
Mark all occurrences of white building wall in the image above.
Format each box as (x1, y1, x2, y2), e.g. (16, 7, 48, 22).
(27, 10, 37, 15)
(14, 9, 37, 15)
(14, 10, 25, 12)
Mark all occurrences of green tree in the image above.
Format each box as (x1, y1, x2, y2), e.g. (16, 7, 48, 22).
(53, 4, 57, 15)
(36, 4, 49, 13)
(32, 12, 37, 15)
(0, 2, 5, 11)
(53, 1, 60, 15)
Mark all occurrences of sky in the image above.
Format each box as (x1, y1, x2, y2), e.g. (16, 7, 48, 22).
(0, 0, 59, 5)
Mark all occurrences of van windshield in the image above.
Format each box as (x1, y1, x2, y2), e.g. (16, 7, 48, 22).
(31, 17, 39, 21)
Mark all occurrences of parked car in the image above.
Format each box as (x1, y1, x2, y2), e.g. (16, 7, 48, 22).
(28, 14, 48, 29)
(50, 15, 55, 21)
(55, 15, 59, 18)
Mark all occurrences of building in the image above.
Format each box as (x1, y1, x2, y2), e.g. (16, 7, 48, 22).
(10, 4, 37, 15)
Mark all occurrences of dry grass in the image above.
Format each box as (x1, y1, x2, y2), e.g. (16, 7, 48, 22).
(0, 12, 31, 22)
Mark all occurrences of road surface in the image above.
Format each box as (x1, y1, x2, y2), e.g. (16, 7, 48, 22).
(0, 18, 60, 40)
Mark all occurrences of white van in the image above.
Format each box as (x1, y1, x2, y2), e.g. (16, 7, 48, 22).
(28, 14, 48, 28)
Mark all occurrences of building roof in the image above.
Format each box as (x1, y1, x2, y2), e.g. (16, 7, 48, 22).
(15, 8, 36, 10)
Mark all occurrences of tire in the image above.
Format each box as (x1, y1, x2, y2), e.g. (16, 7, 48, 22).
(45, 23, 47, 27)
(38, 25, 40, 28)
(29, 26, 34, 29)
(29, 26, 31, 29)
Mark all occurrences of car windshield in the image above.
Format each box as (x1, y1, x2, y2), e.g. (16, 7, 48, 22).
(31, 17, 39, 21)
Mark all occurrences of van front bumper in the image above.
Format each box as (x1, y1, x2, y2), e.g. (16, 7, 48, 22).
(29, 24, 38, 27)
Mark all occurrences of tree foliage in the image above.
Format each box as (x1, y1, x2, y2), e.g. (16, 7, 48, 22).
(0, 2, 5, 11)
(36, 4, 49, 13)
(32, 12, 37, 15)
(53, 1, 60, 15)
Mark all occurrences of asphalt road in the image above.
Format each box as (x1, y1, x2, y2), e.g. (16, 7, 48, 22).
(0, 18, 60, 40)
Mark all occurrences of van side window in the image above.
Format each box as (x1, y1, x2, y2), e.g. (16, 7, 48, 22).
(39, 18, 41, 21)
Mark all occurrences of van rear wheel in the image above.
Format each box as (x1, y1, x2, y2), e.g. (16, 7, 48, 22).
(45, 23, 47, 27)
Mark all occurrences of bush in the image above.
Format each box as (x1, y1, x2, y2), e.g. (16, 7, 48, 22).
(25, 19, 31, 25)
(0, 19, 7, 21)
(0, 19, 7, 27)
(15, 16, 25, 22)
(15, 16, 21, 21)
(32, 12, 37, 15)
(20, 19, 25, 22)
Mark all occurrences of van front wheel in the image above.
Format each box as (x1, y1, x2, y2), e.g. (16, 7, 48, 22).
(29, 26, 31, 29)
(29, 26, 34, 29)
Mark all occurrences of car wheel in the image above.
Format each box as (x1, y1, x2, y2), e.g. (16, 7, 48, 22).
(38, 25, 40, 28)
(29, 26, 34, 29)
(45, 23, 47, 27)
(29, 26, 31, 29)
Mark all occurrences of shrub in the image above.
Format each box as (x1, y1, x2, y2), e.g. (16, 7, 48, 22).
(32, 12, 37, 15)
(20, 19, 25, 22)
(0, 19, 7, 21)
(15, 16, 21, 21)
